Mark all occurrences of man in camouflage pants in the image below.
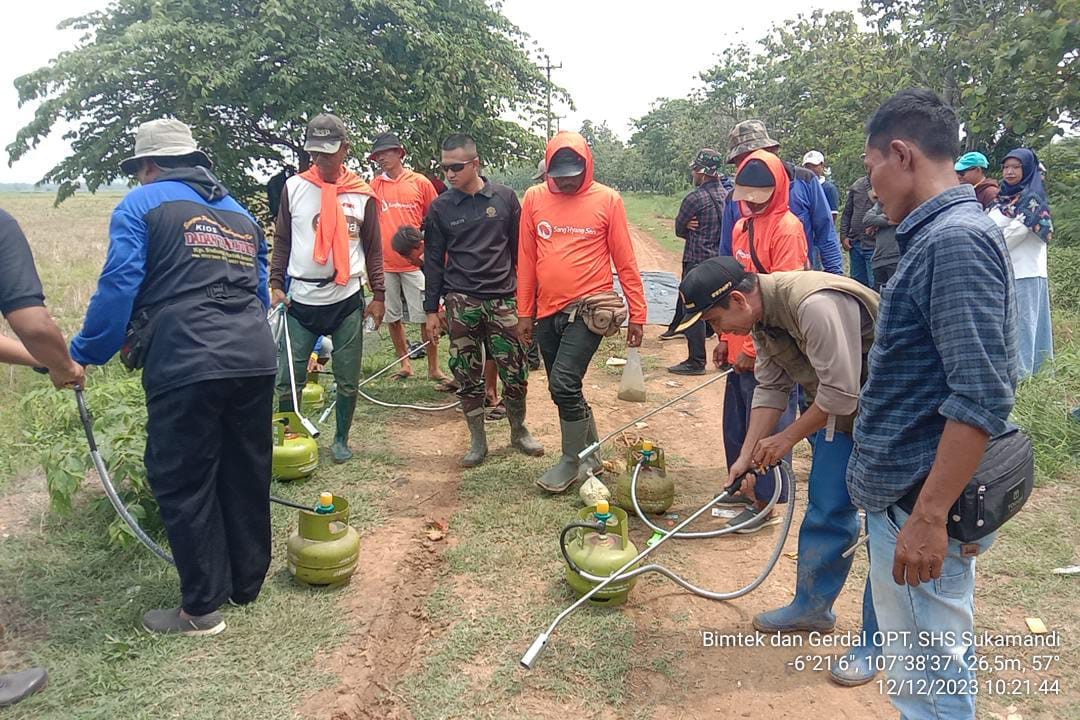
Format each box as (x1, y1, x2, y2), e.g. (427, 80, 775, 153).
(423, 133, 543, 466)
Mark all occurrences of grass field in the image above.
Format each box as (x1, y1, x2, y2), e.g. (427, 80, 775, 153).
(0, 191, 1078, 719)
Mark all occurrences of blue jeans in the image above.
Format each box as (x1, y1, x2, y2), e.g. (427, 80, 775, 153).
(1014, 276, 1054, 378)
(848, 244, 874, 288)
(722, 371, 796, 503)
(868, 504, 997, 720)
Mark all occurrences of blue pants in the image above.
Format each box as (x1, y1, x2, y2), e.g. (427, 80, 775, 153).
(722, 371, 797, 503)
(794, 430, 878, 644)
(1014, 276, 1053, 378)
(848, 244, 874, 288)
(869, 504, 996, 719)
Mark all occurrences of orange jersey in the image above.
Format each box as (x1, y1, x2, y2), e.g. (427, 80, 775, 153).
(371, 169, 438, 273)
(724, 150, 809, 363)
(517, 132, 647, 324)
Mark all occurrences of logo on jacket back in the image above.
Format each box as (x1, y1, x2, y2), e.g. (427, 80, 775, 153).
(536, 220, 596, 240)
(184, 216, 257, 265)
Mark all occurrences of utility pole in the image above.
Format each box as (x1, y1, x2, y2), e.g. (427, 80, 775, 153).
(543, 54, 562, 139)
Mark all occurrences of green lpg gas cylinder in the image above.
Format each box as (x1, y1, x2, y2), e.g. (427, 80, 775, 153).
(301, 381, 326, 415)
(287, 492, 361, 587)
(272, 412, 319, 481)
(615, 440, 674, 514)
(565, 501, 639, 606)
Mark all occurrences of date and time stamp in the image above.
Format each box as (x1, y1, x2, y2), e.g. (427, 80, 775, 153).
(700, 629, 1066, 697)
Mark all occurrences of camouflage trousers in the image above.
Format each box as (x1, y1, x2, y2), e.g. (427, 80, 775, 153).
(445, 293, 528, 415)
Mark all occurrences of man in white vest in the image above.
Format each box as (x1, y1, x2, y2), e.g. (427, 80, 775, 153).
(269, 113, 386, 462)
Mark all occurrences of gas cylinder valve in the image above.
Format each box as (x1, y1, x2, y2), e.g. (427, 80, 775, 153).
(593, 500, 612, 535)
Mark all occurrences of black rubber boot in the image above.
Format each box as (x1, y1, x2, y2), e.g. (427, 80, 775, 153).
(461, 411, 488, 467)
(332, 393, 358, 463)
(580, 411, 603, 479)
(537, 417, 590, 493)
(0, 668, 48, 707)
(505, 397, 543, 457)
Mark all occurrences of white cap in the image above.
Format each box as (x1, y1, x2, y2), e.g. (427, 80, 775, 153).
(802, 150, 825, 166)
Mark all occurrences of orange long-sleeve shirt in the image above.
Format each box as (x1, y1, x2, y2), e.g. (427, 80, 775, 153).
(517, 132, 647, 324)
(724, 150, 809, 363)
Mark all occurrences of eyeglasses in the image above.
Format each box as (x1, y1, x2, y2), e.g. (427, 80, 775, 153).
(440, 158, 477, 173)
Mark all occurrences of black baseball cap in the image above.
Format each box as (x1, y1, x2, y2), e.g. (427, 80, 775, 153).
(546, 147, 586, 178)
(674, 257, 749, 332)
(304, 113, 348, 154)
(368, 131, 405, 159)
(731, 157, 776, 204)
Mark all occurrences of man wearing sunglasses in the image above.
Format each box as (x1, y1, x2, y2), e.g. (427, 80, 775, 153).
(518, 131, 647, 493)
(422, 134, 543, 466)
(369, 132, 451, 388)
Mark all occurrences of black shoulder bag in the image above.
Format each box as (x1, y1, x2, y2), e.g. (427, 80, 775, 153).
(896, 427, 1034, 542)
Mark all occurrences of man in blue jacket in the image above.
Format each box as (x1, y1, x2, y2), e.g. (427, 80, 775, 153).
(70, 119, 277, 637)
(719, 121, 843, 275)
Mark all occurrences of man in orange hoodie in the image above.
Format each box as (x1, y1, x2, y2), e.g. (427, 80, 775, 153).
(518, 132, 647, 493)
(695, 150, 807, 529)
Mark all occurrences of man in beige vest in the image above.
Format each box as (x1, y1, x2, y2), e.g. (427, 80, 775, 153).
(677, 256, 881, 687)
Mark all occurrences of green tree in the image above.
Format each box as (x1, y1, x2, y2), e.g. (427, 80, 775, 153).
(862, 0, 1080, 162)
(627, 96, 735, 194)
(8, 0, 564, 207)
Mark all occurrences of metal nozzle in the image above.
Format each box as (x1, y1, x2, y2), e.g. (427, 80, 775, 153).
(520, 633, 549, 670)
(577, 441, 601, 462)
(300, 416, 321, 439)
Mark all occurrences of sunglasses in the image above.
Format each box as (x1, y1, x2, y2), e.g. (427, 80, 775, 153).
(440, 157, 477, 173)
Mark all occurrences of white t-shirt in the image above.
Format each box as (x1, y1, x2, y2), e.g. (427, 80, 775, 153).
(987, 207, 1047, 280)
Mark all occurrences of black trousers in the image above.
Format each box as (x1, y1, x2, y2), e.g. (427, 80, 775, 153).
(667, 261, 707, 367)
(536, 312, 603, 422)
(144, 375, 275, 616)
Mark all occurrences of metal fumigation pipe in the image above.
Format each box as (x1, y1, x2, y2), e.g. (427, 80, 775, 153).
(522, 459, 796, 670)
(577, 369, 733, 462)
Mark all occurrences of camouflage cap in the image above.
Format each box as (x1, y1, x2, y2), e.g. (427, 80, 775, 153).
(689, 148, 724, 176)
(726, 120, 779, 163)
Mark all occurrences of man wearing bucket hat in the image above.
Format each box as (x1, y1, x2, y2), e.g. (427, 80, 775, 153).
(71, 118, 278, 636)
(719, 120, 843, 276)
(270, 113, 386, 463)
(678, 257, 883, 686)
(662, 149, 728, 376)
(369, 131, 450, 388)
(954, 151, 1000, 209)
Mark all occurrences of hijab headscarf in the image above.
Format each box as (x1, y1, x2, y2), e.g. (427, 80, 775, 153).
(995, 148, 1053, 243)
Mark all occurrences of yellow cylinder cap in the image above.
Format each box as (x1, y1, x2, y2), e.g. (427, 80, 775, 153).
(641, 440, 653, 452)
(596, 500, 609, 514)
(319, 492, 334, 507)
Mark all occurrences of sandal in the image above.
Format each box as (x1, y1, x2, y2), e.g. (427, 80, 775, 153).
(433, 379, 458, 392)
(392, 370, 413, 381)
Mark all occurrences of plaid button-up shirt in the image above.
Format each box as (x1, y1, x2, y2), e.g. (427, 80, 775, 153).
(675, 179, 727, 264)
(847, 185, 1018, 512)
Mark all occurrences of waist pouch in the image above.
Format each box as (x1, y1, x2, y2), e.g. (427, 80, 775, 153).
(897, 427, 1034, 542)
(571, 291, 627, 337)
(288, 292, 363, 338)
(121, 283, 247, 371)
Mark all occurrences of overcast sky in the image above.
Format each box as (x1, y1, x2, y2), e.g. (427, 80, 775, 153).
(0, 0, 860, 183)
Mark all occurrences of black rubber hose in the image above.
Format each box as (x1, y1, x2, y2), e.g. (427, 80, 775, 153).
(559, 521, 608, 577)
(269, 495, 313, 511)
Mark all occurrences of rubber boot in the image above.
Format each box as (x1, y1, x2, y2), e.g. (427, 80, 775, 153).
(331, 393, 358, 463)
(505, 397, 543, 457)
(579, 411, 603, 480)
(829, 577, 882, 687)
(278, 393, 295, 413)
(461, 410, 488, 467)
(537, 416, 591, 493)
(0, 667, 48, 707)
(753, 430, 858, 633)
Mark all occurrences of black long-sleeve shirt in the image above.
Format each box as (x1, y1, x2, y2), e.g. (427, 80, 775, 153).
(422, 180, 520, 312)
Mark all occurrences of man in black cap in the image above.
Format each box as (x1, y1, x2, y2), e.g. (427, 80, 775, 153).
(662, 148, 728, 375)
(678, 256, 883, 686)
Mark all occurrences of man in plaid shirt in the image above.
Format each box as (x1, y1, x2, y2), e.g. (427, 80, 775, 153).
(663, 148, 728, 375)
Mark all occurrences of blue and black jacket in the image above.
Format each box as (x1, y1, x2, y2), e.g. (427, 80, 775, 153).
(71, 167, 276, 398)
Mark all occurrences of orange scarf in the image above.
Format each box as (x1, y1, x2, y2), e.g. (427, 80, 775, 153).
(299, 166, 374, 285)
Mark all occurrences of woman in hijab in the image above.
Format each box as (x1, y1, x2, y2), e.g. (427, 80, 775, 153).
(988, 148, 1053, 377)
